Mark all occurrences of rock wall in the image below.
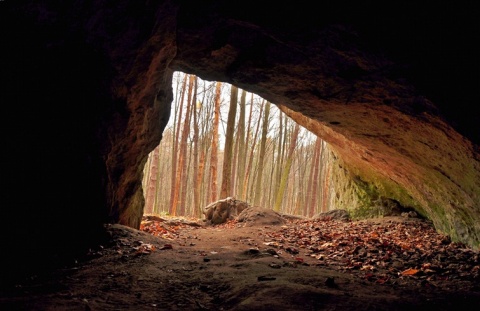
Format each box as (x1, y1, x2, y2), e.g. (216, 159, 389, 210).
(277, 105, 479, 248)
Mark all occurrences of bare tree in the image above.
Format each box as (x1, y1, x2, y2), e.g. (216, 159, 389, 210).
(220, 85, 238, 198)
(308, 137, 322, 216)
(192, 76, 201, 217)
(235, 89, 247, 198)
(171, 75, 194, 215)
(242, 99, 263, 201)
(254, 101, 271, 206)
(209, 82, 222, 203)
(169, 74, 188, 214)
(143, 147, 158, 214)
(274, 121, 300, 212)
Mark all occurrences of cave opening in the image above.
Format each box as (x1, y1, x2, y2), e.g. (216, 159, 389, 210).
(142, 71, 330, 221)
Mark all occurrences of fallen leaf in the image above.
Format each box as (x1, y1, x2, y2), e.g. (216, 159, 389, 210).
(401, 268, 419, 276)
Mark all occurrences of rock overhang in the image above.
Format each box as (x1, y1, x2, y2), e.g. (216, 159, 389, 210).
(164, 2, 480, 247)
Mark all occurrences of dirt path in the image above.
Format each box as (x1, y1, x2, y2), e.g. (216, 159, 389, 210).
(1, 215, 479, 310)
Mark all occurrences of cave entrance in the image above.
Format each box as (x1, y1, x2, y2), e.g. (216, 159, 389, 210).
(142, 71, 332, 220)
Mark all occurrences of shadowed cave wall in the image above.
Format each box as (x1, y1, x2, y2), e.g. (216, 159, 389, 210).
(1, 0, 479, 282)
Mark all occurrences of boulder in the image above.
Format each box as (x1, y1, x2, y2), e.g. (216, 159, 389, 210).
(203, 197, 250, 225)
(313, 209, 351, 221)
(237, 207, 287, 226)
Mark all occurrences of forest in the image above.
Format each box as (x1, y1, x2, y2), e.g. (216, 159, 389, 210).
(142, 72, 335, 218)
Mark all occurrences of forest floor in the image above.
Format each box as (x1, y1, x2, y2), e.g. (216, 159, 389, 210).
(1, 210, 480, 311)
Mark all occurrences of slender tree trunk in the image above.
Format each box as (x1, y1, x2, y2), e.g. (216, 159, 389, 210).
(169, 74, 188, 214)
(209, 82, 222, 202)
(143, 149, 157, 214)
(220, 85, 238, 198)
(240, 92, 254, 199)
(157, 133, 171, 214)
(305, 144, 315, 216)
(321, 142, 330, 212)
(274, 122, 300, 211)
(302, 145, 311, 216)
(235, 89, 247, 198)
(172, 75, 193, 215)
(254, 101, 270, 205)
(231, 133, 239, 197)
(178, 75, 195, 215)
(308, 137, 322, 216)
(183, 145, 193, 215)
(153, 143, 164, 214)
(197, 79, 210, 212)
(243, 99, 263, 201)
(267, 138, 277, 207)
(272, 112, 283, 206)
(192, 76, 201, 217)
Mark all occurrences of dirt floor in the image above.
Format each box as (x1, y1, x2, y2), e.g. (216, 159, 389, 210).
(1, 210, 480, 311)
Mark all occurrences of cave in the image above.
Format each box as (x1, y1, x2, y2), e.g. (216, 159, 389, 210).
(2, 0, 479, 297)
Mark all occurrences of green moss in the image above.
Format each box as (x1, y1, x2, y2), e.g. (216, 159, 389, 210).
(332, 151, 480, 249)
(348, 175, 382, 219)
(344, 168, 426, 221)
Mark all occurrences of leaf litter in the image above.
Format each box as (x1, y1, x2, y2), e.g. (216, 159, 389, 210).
(259, 217, 480, 290)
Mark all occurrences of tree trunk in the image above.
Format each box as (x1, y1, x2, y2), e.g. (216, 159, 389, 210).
(235, 89, 247, 198)
(210, 82, 222, 203)
(220, 85, 238, 198)
(192, 76, 200, 217)
(321, 142, 330, 212)
(169, 74, 188, 214)
(197, 79, 211, 211)
(309, 137, 322, 216)
(254, 101, 270, 206)
(172, 75, 193, 215)
(178, 75, 195, 215)
(267, 137, 277, 207)
(274, 122, 300, 212)
(305, 143, 315, 216)
(242, 99, 263, 201)
(273, 113, 286, 203)
(143, 148, 157, 214)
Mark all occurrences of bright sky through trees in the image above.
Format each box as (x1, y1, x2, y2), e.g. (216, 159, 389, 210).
(167, 71, 317, 150)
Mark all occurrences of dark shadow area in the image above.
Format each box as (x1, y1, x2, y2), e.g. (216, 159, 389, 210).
(1, 10, 111, 286)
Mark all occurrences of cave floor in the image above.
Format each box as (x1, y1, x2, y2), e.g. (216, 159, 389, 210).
(1, 215, 479, 310)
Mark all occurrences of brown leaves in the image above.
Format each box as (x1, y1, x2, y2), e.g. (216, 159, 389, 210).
(137, 215, 479, 291)
(133, 241, 156, 255)
(263, 218, 480, 288)
(140, 220, 182, 240)
(400, 268, 419, 276)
